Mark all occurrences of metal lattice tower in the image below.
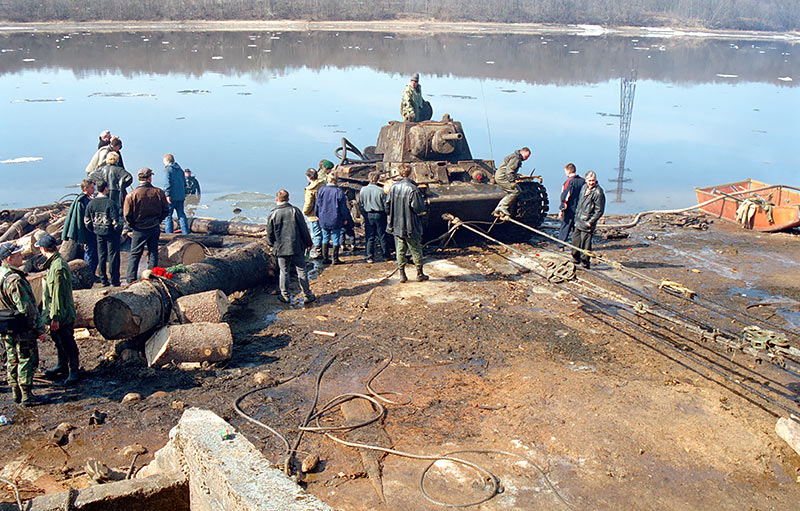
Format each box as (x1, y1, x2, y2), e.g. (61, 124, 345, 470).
(611, 71, 636, 202)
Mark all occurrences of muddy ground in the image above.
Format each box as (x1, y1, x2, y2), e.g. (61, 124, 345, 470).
(1, 215, 800, 510)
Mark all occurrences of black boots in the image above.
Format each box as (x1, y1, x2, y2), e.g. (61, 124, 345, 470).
(11, 385, 21, 404)
(332, 246, 342, 265)
(44, 349, 68, 380)
(416, 266, 429, 282)
(63, 355, 80, 385)
(398, 267, 408, 283)
(321, 243, 331, 264)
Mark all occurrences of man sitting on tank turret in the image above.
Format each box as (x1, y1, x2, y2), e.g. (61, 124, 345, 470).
(400, 73, 432, 123)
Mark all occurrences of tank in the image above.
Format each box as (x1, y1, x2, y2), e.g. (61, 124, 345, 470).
(335, 114, 549, 238)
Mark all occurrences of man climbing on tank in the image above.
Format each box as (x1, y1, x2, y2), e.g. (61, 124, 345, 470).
(492, 146, 531, 218)
(400, 73, 432, 123)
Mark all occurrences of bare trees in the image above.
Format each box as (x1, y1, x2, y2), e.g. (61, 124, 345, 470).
(0, 0, 798, 31)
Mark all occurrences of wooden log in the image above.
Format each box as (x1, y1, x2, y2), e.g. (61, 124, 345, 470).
(0, 202, 64, 223)
(144, 322, 233, 367)
(94, 240, 275, 339)
(188, 217, 267, 237)
(176, 290, 229, 323)
(28, 260, 94, 305)
(0, 208, 61, 243)
(73, 287, 122, 328)
(0, 221, 10, 239)
(59, 239, 83, 261)
(159, 233, 225, 248)
(158, 238, 206, 266)
(17, 228, 48, 258)
(46, 215, 67, 235)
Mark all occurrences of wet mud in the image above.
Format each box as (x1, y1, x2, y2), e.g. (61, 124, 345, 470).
(1, 217, 800, 510)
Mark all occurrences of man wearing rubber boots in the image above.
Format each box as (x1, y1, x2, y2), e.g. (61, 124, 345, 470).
(0, 242, 46, 406)
(37, 233, 81, 385)
(492, 147, 531, 218)
(386, 167, 429, 282)
(571, 170, 606, 269)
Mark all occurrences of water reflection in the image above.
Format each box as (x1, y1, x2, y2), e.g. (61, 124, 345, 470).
(0, 30, 797, 216)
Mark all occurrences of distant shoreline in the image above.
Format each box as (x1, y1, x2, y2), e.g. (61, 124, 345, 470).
(1, 19, 798, 41)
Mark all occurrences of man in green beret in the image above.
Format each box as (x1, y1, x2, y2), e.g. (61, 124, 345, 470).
(317, 159, 334, 184)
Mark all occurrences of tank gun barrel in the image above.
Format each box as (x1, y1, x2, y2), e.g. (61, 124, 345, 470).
(439, 133, 463, 141)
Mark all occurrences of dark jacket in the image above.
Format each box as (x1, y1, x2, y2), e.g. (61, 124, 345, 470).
(559, 175, 586, 217)
(163, 162, 187, 202)
(90, 164, 133, 207)
(495, 150, 524, 184)
(0, 263, 45, 336)
(85, 194, 123, 236)
(185, 175, 201, 195)
(358, 183, 387, 214)
(574, 184, 606, 232)
(123, 182, 169, 230)
(315, 184, 350, 230)
(62, 193, 93, 244)
(266, 203, 313, 257)
(386, 177, 427, 239)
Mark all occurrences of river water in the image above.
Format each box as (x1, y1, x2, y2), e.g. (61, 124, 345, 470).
(0, 29, 798, 221)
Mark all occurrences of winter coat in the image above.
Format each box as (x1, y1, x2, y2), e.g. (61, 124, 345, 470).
(163, 162, 187, 202)
(302, 179, 324, 221)
(62, 193, 93, 244)
(41, 253, 76, 326)
(123, 182, 169, 230)
(185, 176, 201, 195)
(89, 164, 133, 207)
(315, 184, 350, 230)
(386, 177, 427, 239)
(266, 203, 313, 257)
(559, 175, 586, 217)
(495, 151, 524, 184)
(84, 194, 123, 236)
(358, 183, 386, 214)
(574, 184, 606, 232)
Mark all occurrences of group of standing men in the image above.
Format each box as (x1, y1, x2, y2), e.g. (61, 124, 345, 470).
(267, 160, 431, 303)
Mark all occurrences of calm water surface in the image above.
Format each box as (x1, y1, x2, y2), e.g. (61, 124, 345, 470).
(0, 30, 798, 221)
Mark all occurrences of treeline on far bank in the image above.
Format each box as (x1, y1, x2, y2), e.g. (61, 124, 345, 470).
(1, 0, 799, 32)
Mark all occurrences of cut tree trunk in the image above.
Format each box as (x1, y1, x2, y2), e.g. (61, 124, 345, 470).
(17, 228, 48, 257)
(159, 233, 225, 248)
(74, 287, 122, 328)
(59, 239, 83, 261)
(46, 215, 67, 236)
(158, 238, 206, 266)
(188, 217, 267, 237)
(176, 290, 229, 323)
(0, 202, 64, 223)
(94, 240, 275, 339)
(28, 260, 94, 305)
(0, 208, 61, 243)
(144, 322, 233, 367)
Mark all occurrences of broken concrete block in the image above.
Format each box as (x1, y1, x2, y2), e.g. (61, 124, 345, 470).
(776, 417, 800, 456)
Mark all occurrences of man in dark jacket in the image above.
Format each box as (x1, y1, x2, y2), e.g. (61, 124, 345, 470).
(124, 168, 169, 283)
(89, 151, 132, 209)
(386, 167, 429, 282)
(62, 179, 98, 279)
(266, 190, 316, 305)
(571, 171, 606, 269)
(492, 147, 531, 217)
(315, 174, 350, 265)
(162, 154, 189, 234)
(85, 180, 124, 287)
(358, 171, 391, 263)
(557, 163, 586, 243)
(184, 169, 201, 196)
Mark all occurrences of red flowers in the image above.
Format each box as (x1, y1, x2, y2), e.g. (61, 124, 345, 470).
(152, 267, 174, 279)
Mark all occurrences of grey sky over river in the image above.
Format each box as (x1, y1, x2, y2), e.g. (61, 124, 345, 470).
(1, 29, 798, 221)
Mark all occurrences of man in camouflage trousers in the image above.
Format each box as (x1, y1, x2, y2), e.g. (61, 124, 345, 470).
(0, 242, 46, 406)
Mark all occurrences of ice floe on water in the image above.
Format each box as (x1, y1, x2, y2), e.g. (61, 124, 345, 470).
(211, 56, 223, 60)
(1, 157, 42, 164)
(87, 92, 155, 98)
(22, 58, 35, 62)
(177, 89, 210, 94)
(715, 74, 738, 78)
(778, 76, 793, 81)
(11, 97, 63, 103)
(575, 24, 610, 36)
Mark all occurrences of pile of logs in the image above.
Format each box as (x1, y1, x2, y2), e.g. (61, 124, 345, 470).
(2, 201, 279, 370)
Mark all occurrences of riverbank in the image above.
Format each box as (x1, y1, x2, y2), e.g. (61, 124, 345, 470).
(1, 214, 799, 509)
(1, 19, 799, 42)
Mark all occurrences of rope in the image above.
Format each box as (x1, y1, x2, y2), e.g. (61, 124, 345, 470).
(0, 475, 22, 511)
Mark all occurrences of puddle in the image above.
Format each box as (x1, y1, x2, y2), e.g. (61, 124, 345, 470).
(729, 287, 800, 328)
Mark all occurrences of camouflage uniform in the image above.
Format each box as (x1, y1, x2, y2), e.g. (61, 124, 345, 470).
(401, 83, 425, 122)
(0, 263, 44, 389)
(493, 150, 525, 216)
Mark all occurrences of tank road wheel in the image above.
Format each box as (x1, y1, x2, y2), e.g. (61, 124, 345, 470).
(513, 180, 549, 228)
